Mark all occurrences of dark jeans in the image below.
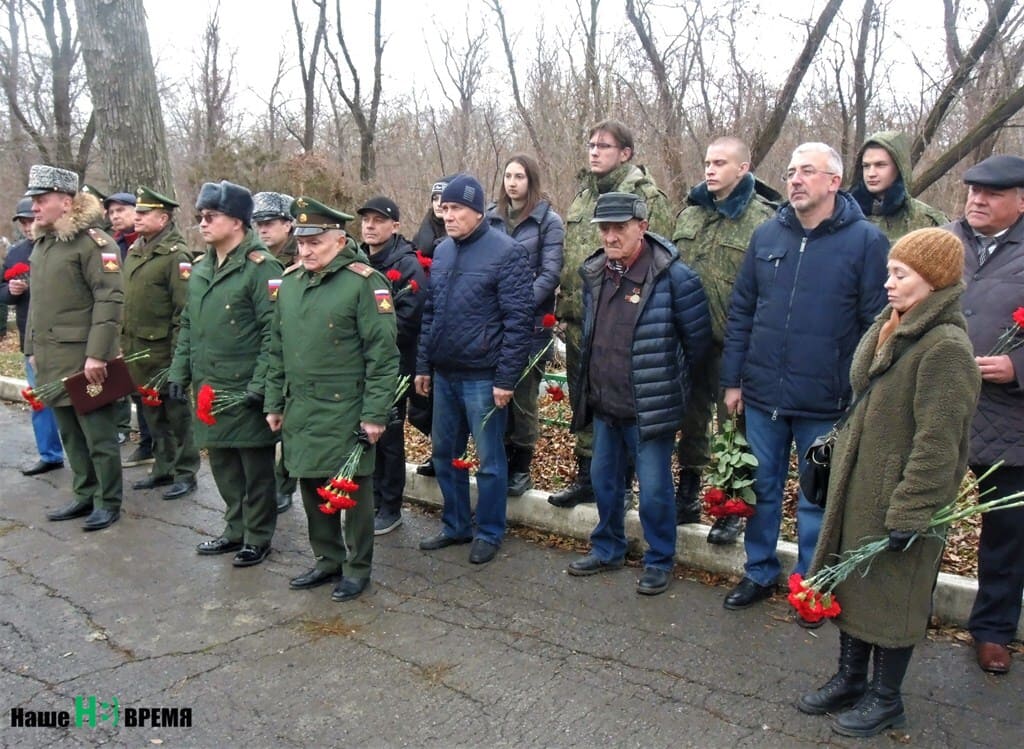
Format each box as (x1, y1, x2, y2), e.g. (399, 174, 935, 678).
(374, 396, 407, 517)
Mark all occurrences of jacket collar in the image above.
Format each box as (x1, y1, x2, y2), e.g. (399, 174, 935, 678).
(579, 232, 678, 284)
(453, 218, 489, 247)
(687, 173, 756, 219)
(867, 283, 967, 377)
(41, 192, 104, 243)
(777, 190, 866, 236)
(850, 177, 907, 218)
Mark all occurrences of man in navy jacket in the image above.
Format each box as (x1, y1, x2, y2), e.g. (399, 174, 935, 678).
(414, 174, 534, 566)
(720, 143, 889, 619)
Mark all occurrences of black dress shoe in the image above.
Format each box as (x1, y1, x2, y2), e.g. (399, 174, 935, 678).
(162, 478, 197, 500)
(46, 500, 93, 521)
(707, 515, 744, 545)
(233, 544, 271, 567)
(567, 553, 625, 576)
(22, 460, 64, 477)
(415, 458, 436, 477)
(276, 493, 293, 514)
(724, 577, 774, 610)
(419, 532, 472, 551)
(468, 538, 499, 564)
(196, 536, 244, 555)
(82, 508, 120, 531)
(331, 576, 370, 602)
(289, 568, 339, 590)
(132, 474, 174, 490)
(637, 566, 670, 595)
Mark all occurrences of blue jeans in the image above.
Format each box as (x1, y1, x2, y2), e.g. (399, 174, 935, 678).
(590, 416, 677, 570)
(742, 405, 835, 586)
(25, 357, 63, 463)
(430, 372, 509, 546)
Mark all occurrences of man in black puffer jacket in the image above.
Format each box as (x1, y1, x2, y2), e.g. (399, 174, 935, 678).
(414, 174, 534, 566)
(566, 192, 711, 596)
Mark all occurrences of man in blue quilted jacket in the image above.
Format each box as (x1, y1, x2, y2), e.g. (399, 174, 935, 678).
(414, 174, 534, 566)
(565, 192, 711, 595)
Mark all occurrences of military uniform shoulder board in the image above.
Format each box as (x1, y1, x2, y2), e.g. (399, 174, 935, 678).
(192, 253, 206, 264)
(283, 261, 303, 276)
(86, 228, 109, 248)
(247, 250, 265, 264)
(346, 261, 374, 278)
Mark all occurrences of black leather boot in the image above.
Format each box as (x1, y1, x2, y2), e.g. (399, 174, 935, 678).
(548, 456, 594, 507)
(674, 467, 703, 524)
(832, 645, 913, 737)
(508, 446, 534, 497)
(797, 632, 871, 715)
(707, 515, 745, 545)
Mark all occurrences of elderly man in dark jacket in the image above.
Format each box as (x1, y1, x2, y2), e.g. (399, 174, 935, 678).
(414, 174, 534, 565)
(944, 154, 1024, 675)
(720, 143, 889, 616)
(566, 192, 711, 596)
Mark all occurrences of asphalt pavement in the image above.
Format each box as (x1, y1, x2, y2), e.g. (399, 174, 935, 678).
(1, 402, 1021, 748)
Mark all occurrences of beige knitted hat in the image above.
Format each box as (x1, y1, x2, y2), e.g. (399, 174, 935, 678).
(888, 228, 964, 290)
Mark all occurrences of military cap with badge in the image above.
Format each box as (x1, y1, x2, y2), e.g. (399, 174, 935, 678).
(135, 186, 179, 214)
(291, 196, 354, 236)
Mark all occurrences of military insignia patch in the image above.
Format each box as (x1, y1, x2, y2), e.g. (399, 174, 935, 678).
(86, 228, 109, 247)
(374, 289, 394, 314)
(101, 252, 121, 272)
(179, 262, 192, 280)
(268, 279, 282, 300)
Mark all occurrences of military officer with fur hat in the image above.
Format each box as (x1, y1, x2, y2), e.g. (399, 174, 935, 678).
(124, 187, 201, 501)
(252, 190, 298, 513)
(24, 164, 125, 531)
(169, 180, 283, 567)
(265, 197, 399, 603)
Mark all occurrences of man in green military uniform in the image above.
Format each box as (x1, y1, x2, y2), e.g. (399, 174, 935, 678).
(168, 180, 283, 567)
(550, 119, 673, 508)
(849, 131, 946, 241)
(252, 191, 298, 514)
(25, 165, 124, 531)
(672, 136, 779, 544)
(266, 197, 398, 602)
(124, 187, 200, 500)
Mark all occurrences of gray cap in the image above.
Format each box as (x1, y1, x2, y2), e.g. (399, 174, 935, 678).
(12, 198, 33, 220)
(24, 164, 79, 197)
(252, 191, 295, 222)
(591, 192, 648, 223)
(962, 155, 1024, 189)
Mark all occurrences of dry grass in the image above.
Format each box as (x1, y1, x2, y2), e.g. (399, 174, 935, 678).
(294, 617, 362, 639)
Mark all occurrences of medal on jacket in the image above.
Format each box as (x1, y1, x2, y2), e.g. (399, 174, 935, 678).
(626, 287, 641, 304)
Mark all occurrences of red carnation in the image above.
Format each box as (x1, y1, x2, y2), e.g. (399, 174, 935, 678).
(546, 384, 565, 402)
(386, 269, 402, 282)
(319, 502, 339, 515)
(1013, 307, 1024, 327)
(415, 250, 432, 270)
(452, 457, 475, 470)
(3, 262, 30, 281)
(409, 279, 420, 293)
(541, 313, 557, 329)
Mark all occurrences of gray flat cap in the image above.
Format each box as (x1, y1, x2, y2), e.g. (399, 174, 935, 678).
(591, 192, 648, 223)
(25, 164, 79, 197)
(963, 155, 1024, 189)
(252, 191, 295, 222)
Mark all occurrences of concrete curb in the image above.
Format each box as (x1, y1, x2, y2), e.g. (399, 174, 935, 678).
(2, 373, 1018, 638)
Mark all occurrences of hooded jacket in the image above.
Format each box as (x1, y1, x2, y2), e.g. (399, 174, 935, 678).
(24, 192, 123, 404)
(364, 233, 427, 376)
(721, 191, 889, 419)
(571, 233, 711, 442)
(850, 131, 947, 241)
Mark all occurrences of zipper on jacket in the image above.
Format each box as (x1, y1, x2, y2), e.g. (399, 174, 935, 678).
(774, 236, 807, 417)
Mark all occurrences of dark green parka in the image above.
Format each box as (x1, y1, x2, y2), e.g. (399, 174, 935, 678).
(25, 192, 122, 406)
(264, 242, 399, 478)
(122, 221, 192, 385)
(169, 230, 282, 448)
(810, 284, 980, 647)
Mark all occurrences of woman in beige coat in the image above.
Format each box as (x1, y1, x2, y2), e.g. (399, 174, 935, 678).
(797, 228, 981, 737)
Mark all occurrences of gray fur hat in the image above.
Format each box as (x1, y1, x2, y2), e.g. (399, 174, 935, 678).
(24, 164, 79, 197)
(196, 181, 254, 226)
(252, 191, 295, 222)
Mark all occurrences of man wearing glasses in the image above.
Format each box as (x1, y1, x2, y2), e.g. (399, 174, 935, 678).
(169, 181, 283, 567)
(551, 119, 673, 509)
(719, 143, 889, 620)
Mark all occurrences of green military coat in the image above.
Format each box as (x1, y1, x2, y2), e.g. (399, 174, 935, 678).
(557, 163, 673, 324)
(809, 284, 980, 647)
(265, 243, 399, 478)
(25, 192, 123, 406)
(169, 229, 282, 448)
(673, 175, 777, 344)
(122, 222, 192, 385)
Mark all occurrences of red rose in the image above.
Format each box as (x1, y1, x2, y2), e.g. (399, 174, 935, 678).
(546, 384, 565, 402)
(1013, 307, 1024, 327)
(722, 499, 755, 518)
(541, 313, 557, 328)
(703, 487, 727, 505)
(386, 269, 402, 282)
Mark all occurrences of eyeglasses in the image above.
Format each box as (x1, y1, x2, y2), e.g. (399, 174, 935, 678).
(586, 141, 619, 152)
(782, 166, 836, 182)
(194, 210, 224, 224)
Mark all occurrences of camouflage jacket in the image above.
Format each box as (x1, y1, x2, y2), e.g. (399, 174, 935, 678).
(557, 163, 672, 323)
(850, 130, 947, 242)
(672, 174, 778, 343)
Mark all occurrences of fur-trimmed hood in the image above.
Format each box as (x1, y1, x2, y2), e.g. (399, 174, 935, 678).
(48, 191, 105, 242)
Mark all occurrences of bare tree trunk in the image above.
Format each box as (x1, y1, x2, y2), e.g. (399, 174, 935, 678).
(489, 0, 545, 167)
(749, 0, 844, 169)
(74, 0, 172, 193)
(851, 0, 875, 154)
(291, 0, 326, 153)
